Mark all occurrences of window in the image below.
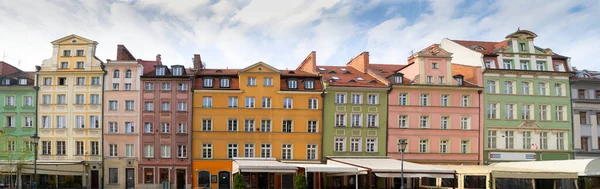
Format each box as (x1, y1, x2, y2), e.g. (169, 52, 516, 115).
(228, 97, 238, 108)
(420, 94, 429, 106)
(63, 50, 71, 56)
(145, 82, 155, 90)
(161, 82, 171, 90)
(89, 115, 99, 128)
(335, 93, 346, 104)
(556, 133, 565, 150)
(440, 140, 448, 153)
(505, 104, 514, 119)
(175, 144, 186, 158)
(108, 122, 118, 133)
(419, 140, 428, 153)
(288, 80, 298, 89)
(438, 76, 445, 84)
(461, 95, 469, 107)
(503, 60, 512, 69)
(43, 77, 52, 86)
(282, 144, 292, 160)
(91, 77, 100, 85)
(203, 78, 213, 87)
(536, 61, 546, 71)
(124, 100, 134, 111)
(538, 83, 547, 95)
(91, 141, 99, 156)
(556, 106, 565, 121)
(5, 96, 15, 106)
(441, 95, 448, 106)
(460, 117, 470, 130)
(126, 144, 134, 157)
(539, 105, 549, 121)
(504, 81, 514, 94)
(247, 77, 256, 86)
(228, 119, 238, 131)
(202, 119, 212, 131)
(145, 123, 153, 133)
(281, 98, 292, 109)
(263, 77, 272, 86)
(56, 141, 66, 155)
(76, 77, 85, 85)
(399, 115, 407, 128)
(161, 122, 170, 133)
(156, 67, 166, 76)
(23, 96, 33, 107)
(245, 97, 255, 108)
(304, 80, 314, 89)
(76, 141, 84, 155)
(580, 112, 588, 124)
(113, 70, 120, 78)
(260, 144, 271, 158)
(41, 116, 50, 128)
(555, 63, 565, 71)
(432, 62, 438, 69)
(244, 144, 255, 157)
(367, 94, 378, 104)
(394, 76, 403, 83)
(366, 138, 377, 152)
(220, 78, 230, 88)
(260, 119, 271, 132)
(582, 137, 589, 152)
(125, 122, 134, 133)
(57, 94, 66, 104)
(307, 144, 317, 160)
(578, 89, 586, 99)
(112, 83, 120, 90)
(161, 145, 170, 158)
(126, 83, 134, 91)
(75, 94, 84, 104)
(261, 97, 271, 108)
(461, 140, 469, 153)
(109, 168, 118, 184)
(367, 114, 377, 127)
(439, 116, 449, 129)
(202, 143, 212, 159)
(488, 130, 497, 148)
(145, 144, 154, 158)
(505, 131, 514, 149)
(488, 103, 497, 119)
(42, 141, 51, 155)
(351, 94, 362, 104)
(554, 83, 563, 96)
(521, 82, 530, 94)
(177, 123, 187, 133)
(24, 116, 33, 127)
(426, 76, 433, 83)
(172, 67, 183, 76)
(177, 102, 187, 111)
(520, 61, 529, 70)
(539, 132, 548, 150)
(351, 114, 361, 127)
(144, 102, 154, 111)
(350, 138, 361, 152)
(334, 137, 346, 152)
(399, 93, 407, 106)
(4, 116, 14, 127)
(419, 116, 429, 128)
(522, 131, 532, 149)
(519, 43, 526, 51)
(282, 120, 293, 132)
(244, 119, 255, 132)
(335, 114, 346, 127)
(144, 168, 154, 184)
(109, 144, 118, 157)
(308, 98, 318, 109)
(487, 81, 496, 93)
(307, 120, 318, 133)
(161, 102, 170, 111)
(60, 62, 69, 69)
(522, 104, 532, 120)
(56, 115, 66, 128)
(75, 49, 84, 56)
(109, 100, 118, 111)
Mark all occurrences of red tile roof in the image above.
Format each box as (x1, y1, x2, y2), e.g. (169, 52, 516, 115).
(137, 60, 161, 75)
(451, 64, 482, 87)
(452, 40, 501, 55)
(317, 65, 387, 87)
(368, 64, 405, 78)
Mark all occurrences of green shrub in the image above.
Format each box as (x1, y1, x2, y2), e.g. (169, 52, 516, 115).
(295, 174, 307, 189)
(233, 173, 245, 189)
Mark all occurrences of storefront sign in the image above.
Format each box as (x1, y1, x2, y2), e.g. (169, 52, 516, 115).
(489, 152, 537, 161)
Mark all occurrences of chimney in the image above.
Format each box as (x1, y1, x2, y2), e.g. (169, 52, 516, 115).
(193, 54, 203, 69)
(156, 54, 161, 63)
(347, 52, 369, 73)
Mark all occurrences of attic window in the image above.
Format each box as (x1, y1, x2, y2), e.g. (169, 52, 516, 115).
(394, 76, 403, 84)
(472, 46, 484, 50)
(369, 80, 377, 83)
(172, 67, 183, 76)
(216, 70, 223, 73)
(340, 68, 347, 71)
(343, 71, 351, 74)
(288, 79, 298, 89)
(331, 76, 340, 80)
(19, 79, 27, 85)
(318, 68, 326, 71)
(288, 71, 295, 74)
(71, 40, 77, 43)
(357, 77, 364, 81)
(156, 67, 166, 76)
(328, 71, 337, 74)
(1, 79, 9, 85)
(348, 80, 356, 83)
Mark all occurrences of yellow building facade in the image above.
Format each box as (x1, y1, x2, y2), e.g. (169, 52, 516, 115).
(36, 35, 104, 188)
(192, 61, 323, 189)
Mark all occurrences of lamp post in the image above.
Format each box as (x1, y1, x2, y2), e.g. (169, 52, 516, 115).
(398, 141, 407, 189)
(30, 134, 40, 189)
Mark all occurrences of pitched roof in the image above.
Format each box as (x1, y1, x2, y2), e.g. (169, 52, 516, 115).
(368, 64, 406, 78)
(137, 60, 161, 75)
(0, 61, 20, 76)
(451, 64, 481, 87)
(452, 40, 502, 55)
(317, 65, 387, 88)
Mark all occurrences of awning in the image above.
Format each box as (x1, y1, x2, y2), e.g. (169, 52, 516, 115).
(328, 157, 456, 178)
(21, 164, 85, 176)
(232, 158, 298, 174)
(491, 158, 600, 176)
(292, 163, 359, 173)
(435, 165, 578, 179)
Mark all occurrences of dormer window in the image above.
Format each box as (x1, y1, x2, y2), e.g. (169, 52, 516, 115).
(288, 79, 298, 89)
(1, 79, 10, 85)
(318, 68, 326, 71)
(394, 76, 402, 84)
(156, 67, 166, 76)
(473, 46, 484, 50)
(454, 75, 464, 86)
(220, 78, 230, 88)
(62, 50, 71, 56)
(173, 67, 183, 76)
(203, 78, 213, 88)
(331, 76, 340, 80)
(357, 77, 364, 81)
(18, 79, 27, 85)
(304, 80, 314, 89)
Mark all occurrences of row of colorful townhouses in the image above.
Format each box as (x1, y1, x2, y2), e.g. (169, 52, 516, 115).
(0, 29, 594, 189)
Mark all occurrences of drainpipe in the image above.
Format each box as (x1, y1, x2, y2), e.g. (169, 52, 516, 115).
(385, 85, 392, 189)
(477, 90, 482, 165)
(100, 63, 107, 189)
(320, 90, 325, 189)
(569, 81, 575, 159)
(34, 66, 40, 187)
(189, 75, 195, 187)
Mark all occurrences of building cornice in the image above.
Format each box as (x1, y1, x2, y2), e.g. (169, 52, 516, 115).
(193, 90, 243, 93)
(484, 69, 573, 77)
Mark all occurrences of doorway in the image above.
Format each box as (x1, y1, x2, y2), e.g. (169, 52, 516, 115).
(218, 171, 230, 189)
(126, 168, 135, 189)
(281, 174, 293, 189)
(258, 173, 268, 189)
(176, 169, 185, 189)
(90, 170, 99, 189)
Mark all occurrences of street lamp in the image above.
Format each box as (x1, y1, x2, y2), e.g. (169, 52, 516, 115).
(30, 134, 40, 189)
(398, 141, 408, 189)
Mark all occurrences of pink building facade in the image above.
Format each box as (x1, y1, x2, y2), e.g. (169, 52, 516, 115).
(386, 45, 484, 165)
(138, 59, 193, 189)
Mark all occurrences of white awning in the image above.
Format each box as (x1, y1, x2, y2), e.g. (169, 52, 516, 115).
(232, 158, 297, 174)
(491, 158, 600, 176)
(328, 157, 455, 178)
(292, 163, 359, 173)
(435, 165, 578, 179)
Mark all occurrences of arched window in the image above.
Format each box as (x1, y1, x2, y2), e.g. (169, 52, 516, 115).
(113, 70, 120, 78)
(125, 70, 132, 78)
(198, 171, 210, 187)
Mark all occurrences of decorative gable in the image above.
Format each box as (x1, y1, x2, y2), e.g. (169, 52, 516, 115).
(240, 61, 280, 74)
(51, 34, 97, 45)
(517, 120, 542, 129)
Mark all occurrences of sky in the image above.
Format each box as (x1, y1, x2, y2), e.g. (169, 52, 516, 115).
(0, 0, 598, 71)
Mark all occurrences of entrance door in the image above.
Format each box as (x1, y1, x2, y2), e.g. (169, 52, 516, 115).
(176, 169, 185, 189)
(90, 170, 99, 189)
(126, 168, 135, 189)
(218, 171, 230, 189)
(258, 173, 268, 189)
(281, 174, 293, 189)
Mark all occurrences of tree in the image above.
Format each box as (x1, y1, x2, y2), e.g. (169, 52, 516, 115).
(294, 174, 307, 189)
(233, 173, 245, 189)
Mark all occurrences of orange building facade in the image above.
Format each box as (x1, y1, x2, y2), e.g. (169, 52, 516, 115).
(191, 54, 323, 188)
